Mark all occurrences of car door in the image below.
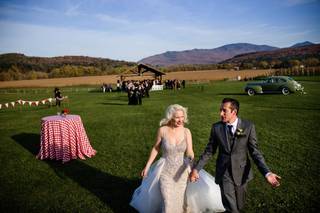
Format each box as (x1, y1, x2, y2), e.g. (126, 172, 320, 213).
(274, 77, 287, 91)
(261, 78, 275, 92)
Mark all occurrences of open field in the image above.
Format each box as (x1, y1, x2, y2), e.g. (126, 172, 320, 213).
(0, 69, 273, 88)
(0, 78, 319, 212)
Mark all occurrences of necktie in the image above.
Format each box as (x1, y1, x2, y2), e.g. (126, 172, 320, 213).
(227, 125, 234, 137)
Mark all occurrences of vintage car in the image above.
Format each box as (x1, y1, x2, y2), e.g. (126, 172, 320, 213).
(244, 76, 303, 96)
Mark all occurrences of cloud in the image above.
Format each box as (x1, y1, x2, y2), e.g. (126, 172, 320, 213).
(64, 3, 83, 17)
(0, 3, 57, 15)
(95, 14, 130, 25)
(0, 20, 176, 61)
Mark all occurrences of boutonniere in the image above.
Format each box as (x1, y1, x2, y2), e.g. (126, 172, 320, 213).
(235, 128, 246, 137)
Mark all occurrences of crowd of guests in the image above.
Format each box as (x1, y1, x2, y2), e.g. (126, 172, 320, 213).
(101, 83, 113, 93)
(54, 79, 186, 108)
(164, 79, 185, 90)
(101, 79, 186, 105)
(124, 80, 153, 105)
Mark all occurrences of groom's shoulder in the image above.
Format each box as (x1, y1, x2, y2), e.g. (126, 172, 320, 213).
(212, 121, 224, 128)
(239, 118, 254, 127)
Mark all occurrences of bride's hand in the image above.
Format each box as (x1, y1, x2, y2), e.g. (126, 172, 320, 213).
(189, 169, 199, 182)
(141, 167, 149, 178)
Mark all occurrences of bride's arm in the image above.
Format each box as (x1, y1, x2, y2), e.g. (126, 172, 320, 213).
(185, 128, 194, 160)
(141, 128, 162, 177)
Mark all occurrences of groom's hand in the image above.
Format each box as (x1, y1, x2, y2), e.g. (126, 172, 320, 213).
(189, 169, 199, 182)
(266, 172, 281, 187)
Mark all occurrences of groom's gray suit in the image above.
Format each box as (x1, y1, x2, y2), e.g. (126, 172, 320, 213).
(194, 118, 270, 213)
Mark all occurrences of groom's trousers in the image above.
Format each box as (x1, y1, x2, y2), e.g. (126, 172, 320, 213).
(219, 169, 247, 213)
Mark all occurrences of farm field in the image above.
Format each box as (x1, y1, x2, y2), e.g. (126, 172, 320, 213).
(0, 78, 319, 212)
(0, 69, 273, 88)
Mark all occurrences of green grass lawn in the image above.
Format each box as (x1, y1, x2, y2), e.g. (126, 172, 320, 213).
(0, 79, 319, 212)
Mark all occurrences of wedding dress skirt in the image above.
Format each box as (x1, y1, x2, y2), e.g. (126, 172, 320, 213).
(130, 158, 225, 213)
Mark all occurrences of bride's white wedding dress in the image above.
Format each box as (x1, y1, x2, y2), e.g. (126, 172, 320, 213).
(130, 128, 225, 213)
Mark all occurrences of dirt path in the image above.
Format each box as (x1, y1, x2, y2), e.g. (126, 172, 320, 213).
(0, 69, 273, 88)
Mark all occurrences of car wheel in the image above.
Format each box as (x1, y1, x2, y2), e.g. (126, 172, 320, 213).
(247, 88, 255, 96)
(281, 87, 290, 95)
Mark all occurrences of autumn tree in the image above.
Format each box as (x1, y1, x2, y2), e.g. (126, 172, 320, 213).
(303, 58, 319, 67)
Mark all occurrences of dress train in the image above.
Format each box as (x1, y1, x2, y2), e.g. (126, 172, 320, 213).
(130, 158, 225, 213)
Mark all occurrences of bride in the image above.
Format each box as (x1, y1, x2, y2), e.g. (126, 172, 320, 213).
(130, 104, 225, 213)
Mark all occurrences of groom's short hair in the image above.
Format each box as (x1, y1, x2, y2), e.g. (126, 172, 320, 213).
(222, 98, 239, 115)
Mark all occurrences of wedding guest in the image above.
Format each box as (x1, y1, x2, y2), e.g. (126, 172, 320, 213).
(190, 98, 281, 213)
(102, 83, 106, 93)
(182, 80, 186, 88)
(54, 87, 63, 107)
(116, 80, 121, 92)
(137, 84, 143, 105)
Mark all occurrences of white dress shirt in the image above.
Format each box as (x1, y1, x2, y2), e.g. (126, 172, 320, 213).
(226, 118, 238, 135)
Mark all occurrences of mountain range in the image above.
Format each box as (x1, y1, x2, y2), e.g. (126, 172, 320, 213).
(0, 41, 318, 81)
(223, 43, 320, 65)
(139, 41, 316, 66)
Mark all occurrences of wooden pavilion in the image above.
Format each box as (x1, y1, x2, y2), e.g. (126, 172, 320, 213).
(120, 63, 165, 81)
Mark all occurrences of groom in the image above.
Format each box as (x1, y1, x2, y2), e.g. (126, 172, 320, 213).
(190, 98, 281, 213)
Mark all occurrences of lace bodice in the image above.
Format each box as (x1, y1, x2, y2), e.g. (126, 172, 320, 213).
(159, 128, 188, 212)
(160, 128, 187, 177)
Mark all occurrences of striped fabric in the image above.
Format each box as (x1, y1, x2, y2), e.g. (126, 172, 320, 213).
(37, 115, 96, 163)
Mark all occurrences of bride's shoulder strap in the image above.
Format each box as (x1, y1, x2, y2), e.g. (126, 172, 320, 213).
(159, 126, 166, 138)
(184, 127, 188, 140)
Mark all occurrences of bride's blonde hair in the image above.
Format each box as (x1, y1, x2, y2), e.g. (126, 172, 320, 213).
(159, 104, 188, 126)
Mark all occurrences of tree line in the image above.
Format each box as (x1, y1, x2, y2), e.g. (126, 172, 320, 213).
(1, 53, 320, 81)
(159, 57, 320, 72)
(0, 53, 136, 81)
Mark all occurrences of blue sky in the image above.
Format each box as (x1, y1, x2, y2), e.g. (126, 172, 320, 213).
(0, 0, 319, 62)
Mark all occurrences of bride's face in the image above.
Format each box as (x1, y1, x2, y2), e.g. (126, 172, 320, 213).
(172, 110, 185, 127)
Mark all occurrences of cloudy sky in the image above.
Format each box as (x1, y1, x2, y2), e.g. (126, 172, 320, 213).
(0, 0, 319, 62)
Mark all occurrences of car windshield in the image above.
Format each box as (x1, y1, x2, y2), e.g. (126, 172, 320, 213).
(266, 78, 274, 83)
(287, 77, 293, 81)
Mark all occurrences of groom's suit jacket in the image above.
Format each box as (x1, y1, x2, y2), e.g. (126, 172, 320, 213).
(195, 118, 270, 186)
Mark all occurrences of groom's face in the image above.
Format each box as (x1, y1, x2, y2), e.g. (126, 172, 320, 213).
(220, 102, 237, 123)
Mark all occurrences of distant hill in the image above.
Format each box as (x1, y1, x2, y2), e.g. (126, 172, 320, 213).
(290, 41, 314, 48)
(222, 44, 320, 65)
(139, 43, 278, 66)
(0, 53, 136, 81)
(0, 53, 135, 71)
